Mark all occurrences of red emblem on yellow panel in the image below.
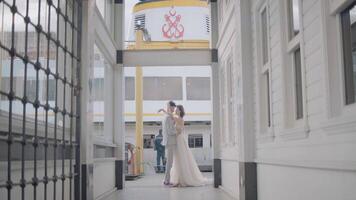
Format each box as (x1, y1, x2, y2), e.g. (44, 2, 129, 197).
(162, 7, 185, 39)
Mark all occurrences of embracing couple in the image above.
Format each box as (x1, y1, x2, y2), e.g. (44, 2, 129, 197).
(158, 101, 208, 187)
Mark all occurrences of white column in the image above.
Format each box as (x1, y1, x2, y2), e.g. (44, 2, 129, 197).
(80, 0, 96, 199)
(210, 0, 222, 188)
(113, 0, 125, 190)
(236, 1, 257, 200)
(237, 0, 255, 163)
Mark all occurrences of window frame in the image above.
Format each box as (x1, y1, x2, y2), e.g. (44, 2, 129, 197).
(226, 56, 236, 145)
(92, 39, 115, 145)
(278, 0, 309, 139)
(318, 0, 356, 135)
(256, 2, 274, 140)
(287, 0, 301, 40)
(293, 47, 304, 120)
(188, 134, 204, 148)
(286, 0, 305, 124)
(340, 3, 356, 105)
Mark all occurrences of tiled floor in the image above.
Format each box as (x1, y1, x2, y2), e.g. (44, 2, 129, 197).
(105, 173, 235, 200)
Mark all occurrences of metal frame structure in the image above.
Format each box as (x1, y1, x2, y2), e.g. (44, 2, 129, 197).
(0, 0, 82, 199)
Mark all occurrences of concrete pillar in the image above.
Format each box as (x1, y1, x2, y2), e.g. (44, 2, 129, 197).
(113, 0, 125, 190)
(209, 0, 222, 188)
(113, 64, 125, 190)
(80, 0, 96, 199)
(236, 1, 257, 200)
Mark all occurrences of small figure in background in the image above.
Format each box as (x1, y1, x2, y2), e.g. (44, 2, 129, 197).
(154, 129, 166, 173)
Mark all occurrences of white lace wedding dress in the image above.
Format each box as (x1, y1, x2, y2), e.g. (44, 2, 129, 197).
(170, 129, 209, 187)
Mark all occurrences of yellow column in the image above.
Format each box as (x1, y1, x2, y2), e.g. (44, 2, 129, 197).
(134, 30, 144, 175)
(135, 66, 143, 175)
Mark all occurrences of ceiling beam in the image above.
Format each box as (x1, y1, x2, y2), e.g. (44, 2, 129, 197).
(123, 49, 212, 67)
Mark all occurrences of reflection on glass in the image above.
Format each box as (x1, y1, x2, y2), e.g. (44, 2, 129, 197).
(188, 134, 203, 148)
(289, 0, 300, 38)
(92, 44, 109, 138)
(96, 0, 105, 18)
(143, 77, 183, 100)
(125, 77, 135, 100)
(351, 6, 356, 98)
(261, 8, 268, 65)
(96, 0, 112, 30)
(342, 4, 356, 104)
(186, 77, 211, 100)
(143, 135, 155, 149)
(26, 79, 37, 102)
(92, 78, 104, 101)
(353, 52, 356, 95)
(265, 71, 271, 127)
(294, 48, 303, 119)
(37, 107, 46, 137)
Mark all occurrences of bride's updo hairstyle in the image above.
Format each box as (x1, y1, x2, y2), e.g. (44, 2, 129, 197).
(177, 105, 185, 118)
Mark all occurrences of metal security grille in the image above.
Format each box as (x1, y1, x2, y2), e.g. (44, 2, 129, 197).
(0, 0, 81, 200)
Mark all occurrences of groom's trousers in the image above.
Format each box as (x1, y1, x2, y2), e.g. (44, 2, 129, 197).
(164, 145, 176, 183)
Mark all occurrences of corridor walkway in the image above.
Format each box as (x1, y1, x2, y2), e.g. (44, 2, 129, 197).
(105, 173, 234, 200)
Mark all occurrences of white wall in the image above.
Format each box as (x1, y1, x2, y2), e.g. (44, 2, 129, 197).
(250, 0, 356, 199)
(257, 164, 356, 200)
(221, 160, 240, 198)
(216, 0, 241, 198)
(217, 0, 356, 199)
(93, 160, 116, 199)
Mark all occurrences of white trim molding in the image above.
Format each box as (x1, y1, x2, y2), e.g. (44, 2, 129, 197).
(321, 115, 356, 135)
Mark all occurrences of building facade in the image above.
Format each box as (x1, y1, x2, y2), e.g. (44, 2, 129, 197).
(215, 0, 356, 199)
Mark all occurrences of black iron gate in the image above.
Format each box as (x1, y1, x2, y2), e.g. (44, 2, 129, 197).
(0, 0, 82, 199)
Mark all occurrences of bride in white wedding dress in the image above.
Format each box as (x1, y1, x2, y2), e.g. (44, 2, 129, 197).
(160, 105, 209, 187)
